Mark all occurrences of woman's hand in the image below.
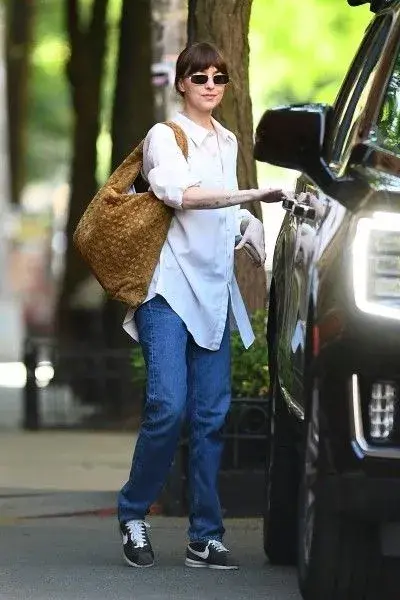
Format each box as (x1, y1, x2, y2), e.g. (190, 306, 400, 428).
(252, 188, 290, 204)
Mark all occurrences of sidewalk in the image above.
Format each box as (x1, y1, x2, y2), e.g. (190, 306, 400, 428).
(0, 430, 136, 521)
(0, 430, 135, 491)
(0, 429, 265, 521)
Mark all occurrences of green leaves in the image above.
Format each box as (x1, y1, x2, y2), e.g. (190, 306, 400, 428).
(231, 309, 270, 398)
(249, 0, 371, 122)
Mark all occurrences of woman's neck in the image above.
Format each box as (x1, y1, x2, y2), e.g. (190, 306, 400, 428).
(181, 106, 214, 131)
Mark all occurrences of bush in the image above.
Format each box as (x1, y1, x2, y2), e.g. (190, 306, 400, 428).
(131, 308, 270, 399)
(231, 309, 270, 398)
(131, 344, 146, 391)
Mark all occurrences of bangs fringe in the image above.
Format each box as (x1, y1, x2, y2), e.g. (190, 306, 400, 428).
(175, 42, 228, 95)
(183, 44, 228, 76)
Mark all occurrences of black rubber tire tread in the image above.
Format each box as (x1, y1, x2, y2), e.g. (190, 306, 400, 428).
(380, 558, 400, 600)
(299, 508, 382, 600)
(263, 371, 300, 565)
(298, 378, 382, 600)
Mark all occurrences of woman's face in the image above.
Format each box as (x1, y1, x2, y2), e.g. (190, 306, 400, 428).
(178, 65, 228, 114)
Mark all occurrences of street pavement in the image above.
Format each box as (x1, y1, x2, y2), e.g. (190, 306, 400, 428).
(0, 514, 301, 600)
(0, 430, 301, 600)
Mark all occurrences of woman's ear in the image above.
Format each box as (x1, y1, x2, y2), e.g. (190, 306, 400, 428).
(177, 79, 185, 94)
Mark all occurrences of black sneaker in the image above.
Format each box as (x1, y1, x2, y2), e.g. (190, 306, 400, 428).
(120, 520, 154, 568)
(185, 540, 238, 570)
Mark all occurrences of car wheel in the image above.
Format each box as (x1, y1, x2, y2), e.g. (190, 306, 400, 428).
(298, 377, 381, 600)
(263, 365, 300, 565)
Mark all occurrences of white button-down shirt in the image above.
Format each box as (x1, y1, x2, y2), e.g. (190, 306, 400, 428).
(123, 112, 255, 351)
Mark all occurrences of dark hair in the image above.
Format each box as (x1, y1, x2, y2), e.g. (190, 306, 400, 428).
(174, 42, 228, 96)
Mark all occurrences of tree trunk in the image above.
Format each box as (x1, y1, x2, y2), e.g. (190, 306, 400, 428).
(110, 0, 154, 171)
(188, 0, 267, 313)
(57, 0, 109, 345)
(5, 0, 34, 205)
(103, 0, 155, 347)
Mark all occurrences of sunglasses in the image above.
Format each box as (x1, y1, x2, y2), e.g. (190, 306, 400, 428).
(189, 73, 230, 85)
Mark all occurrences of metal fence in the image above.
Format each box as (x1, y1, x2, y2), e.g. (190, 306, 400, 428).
(23, 338, 144, 431)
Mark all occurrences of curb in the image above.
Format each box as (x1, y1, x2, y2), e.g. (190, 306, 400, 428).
(0, 502, 163, 524)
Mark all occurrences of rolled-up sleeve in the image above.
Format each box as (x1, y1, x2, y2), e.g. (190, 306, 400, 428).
(143, 124, 200, 209)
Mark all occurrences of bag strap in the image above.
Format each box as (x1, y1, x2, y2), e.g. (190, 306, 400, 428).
(163, 121, 189, 161)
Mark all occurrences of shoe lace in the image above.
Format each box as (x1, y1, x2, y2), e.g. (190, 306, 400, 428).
(209, 540, 228, 553)
(126, 520, 150, 548)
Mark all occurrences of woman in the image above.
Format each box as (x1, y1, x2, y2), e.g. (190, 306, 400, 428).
(118, 42, 288, 570)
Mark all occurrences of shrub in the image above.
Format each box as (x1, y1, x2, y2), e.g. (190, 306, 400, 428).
(131, 344, 146, 391)
(231, 309, 270, 398)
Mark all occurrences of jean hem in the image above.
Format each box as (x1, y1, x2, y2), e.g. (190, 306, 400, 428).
(189, 535, 223, 543)
(118, 514, 147, 525)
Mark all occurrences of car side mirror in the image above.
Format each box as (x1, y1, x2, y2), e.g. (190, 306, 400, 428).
(254, 103, 370, 208)
(254, 103, 334, 187)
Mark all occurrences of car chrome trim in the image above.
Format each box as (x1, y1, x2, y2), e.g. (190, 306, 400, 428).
(280, 381, 305, 421)
(350, 374, 400, 459)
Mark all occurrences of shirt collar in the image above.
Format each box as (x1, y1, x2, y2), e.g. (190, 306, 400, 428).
(173, 112, 235, 147)
(211, 117, 236, 144)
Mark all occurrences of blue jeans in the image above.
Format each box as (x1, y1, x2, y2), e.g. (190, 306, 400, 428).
(118, 294, 231, 542)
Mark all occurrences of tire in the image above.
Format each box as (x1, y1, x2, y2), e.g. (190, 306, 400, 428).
(298, 377, 381, 600)
(263, 366, 300, 565)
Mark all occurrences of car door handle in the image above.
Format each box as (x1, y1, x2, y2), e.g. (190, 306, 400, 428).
(282, 198, 295, 212)
(293, 202, 316, 221)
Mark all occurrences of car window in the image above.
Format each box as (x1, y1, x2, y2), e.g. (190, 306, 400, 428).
(371, 42, 400, 155)
(328, 16, 391, 166)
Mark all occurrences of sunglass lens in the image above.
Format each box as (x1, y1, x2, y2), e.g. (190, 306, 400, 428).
(190, 74, 208, 84)
(214, 74, 229, 85)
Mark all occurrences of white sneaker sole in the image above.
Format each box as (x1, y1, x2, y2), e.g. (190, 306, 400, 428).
(185, 557, 238, 570)
(123, 552, 154, 568)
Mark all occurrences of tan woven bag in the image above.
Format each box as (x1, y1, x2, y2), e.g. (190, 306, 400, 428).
(73, 121, 188, 307)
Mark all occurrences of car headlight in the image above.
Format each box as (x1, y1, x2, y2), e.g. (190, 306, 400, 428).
(353, 212, 400, 320)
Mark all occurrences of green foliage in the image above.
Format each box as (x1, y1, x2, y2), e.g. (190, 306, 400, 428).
(131, 344, 146, 390)
(27, 1, 71, 181)
(231, 309, 269, 398)
(26, 0, 373, 186)
(249, 0, 371, 185)
(249, 0, 371, 120)
(27, 0, 122, 183)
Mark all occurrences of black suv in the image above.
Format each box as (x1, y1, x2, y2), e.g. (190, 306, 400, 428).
(254, 1, 400, 599)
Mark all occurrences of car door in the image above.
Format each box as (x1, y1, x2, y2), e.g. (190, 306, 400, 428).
(283, 179, 329, 418)
(273, 200, 301, 397)
(277, 12, 394, 417)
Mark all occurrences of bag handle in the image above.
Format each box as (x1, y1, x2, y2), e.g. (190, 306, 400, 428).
(163, 121, 189, 161)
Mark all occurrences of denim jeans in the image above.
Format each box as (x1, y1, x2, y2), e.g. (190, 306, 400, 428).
(118, 294, 231, 542)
